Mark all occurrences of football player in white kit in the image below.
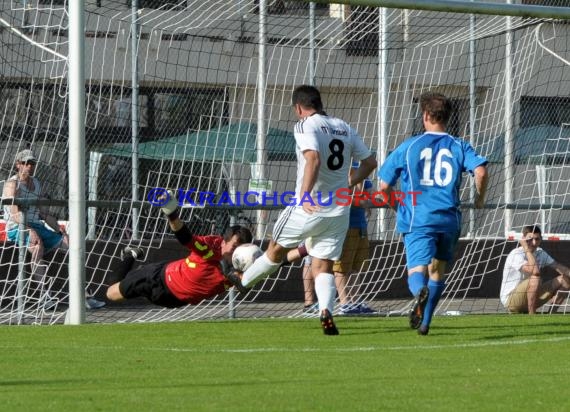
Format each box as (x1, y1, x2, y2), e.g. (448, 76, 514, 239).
(241, 85, 377, 334)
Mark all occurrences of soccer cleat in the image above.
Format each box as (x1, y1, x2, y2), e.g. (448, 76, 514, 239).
(85, 297, 106, 310)
(418, 324, 430, 336)
(339, 302, 377, 316)
(121, 246, 144, 261)
(356, 302, 377, 314)
(409, 286, 429, 329)
(320, 309, 339, 335)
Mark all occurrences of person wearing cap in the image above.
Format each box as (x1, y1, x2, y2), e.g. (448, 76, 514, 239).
(2, 149, 105, 310)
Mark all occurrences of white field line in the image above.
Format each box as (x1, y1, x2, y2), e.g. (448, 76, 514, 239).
(9, 335, 567, 354)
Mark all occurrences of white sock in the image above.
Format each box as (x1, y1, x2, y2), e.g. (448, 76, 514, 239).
(315, 273, 336, 314)
(241, 253, 281, 288)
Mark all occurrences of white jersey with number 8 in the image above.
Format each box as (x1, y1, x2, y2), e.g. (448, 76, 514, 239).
(294, 113, 371, 217)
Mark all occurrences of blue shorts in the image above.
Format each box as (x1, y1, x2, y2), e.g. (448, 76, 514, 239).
(403, 231, 459, 269)
(7, 222, 63, 251)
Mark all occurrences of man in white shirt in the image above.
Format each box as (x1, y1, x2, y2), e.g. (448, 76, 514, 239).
(240, 85, 377, 334)
(500, 225, 570, 314)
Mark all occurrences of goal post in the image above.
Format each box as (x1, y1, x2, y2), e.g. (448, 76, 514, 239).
(66, 0, 86, 325)
(0, 0, 569, 324)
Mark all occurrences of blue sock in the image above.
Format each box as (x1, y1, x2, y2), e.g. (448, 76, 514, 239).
(422, 279, 446, 327)
(407, 272, 427, 297)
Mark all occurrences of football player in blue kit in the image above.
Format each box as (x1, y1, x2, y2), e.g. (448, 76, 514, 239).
(377, 92, 488, 335)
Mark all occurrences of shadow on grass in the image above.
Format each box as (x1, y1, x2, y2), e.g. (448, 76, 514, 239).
(331, 316, 570, 339)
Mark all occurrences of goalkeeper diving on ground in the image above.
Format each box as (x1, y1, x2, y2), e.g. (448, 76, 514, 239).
(106, 191, 306, 307)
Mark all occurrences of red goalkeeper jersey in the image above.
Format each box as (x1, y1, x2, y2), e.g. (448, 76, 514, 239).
(164, 235, 232, 304)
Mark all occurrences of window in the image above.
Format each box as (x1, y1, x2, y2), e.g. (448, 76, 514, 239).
(282, 1, 329, 15)
(253, 0, 287, 15)
(252, 0, 328, 16)
(154, 89, 227, 133)
(126, 0, 186, 10)
(520, 96, 570, 128)
(86, 91, 149, 129)
(38, 0, 66, 5)
(522, 0, 570, 6)
(345, 6, 379, 57)
(0, 85, 68, 130)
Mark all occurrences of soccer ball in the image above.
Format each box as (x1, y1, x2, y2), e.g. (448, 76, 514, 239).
(232, 243, 263, 272)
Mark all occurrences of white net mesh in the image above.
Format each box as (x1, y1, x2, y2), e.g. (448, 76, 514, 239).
(1, 0, 570, 324)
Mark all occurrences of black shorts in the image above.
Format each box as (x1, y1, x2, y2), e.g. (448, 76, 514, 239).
(119, 261, 187, 308)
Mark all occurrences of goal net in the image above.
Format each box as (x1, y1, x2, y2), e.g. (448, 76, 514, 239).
(1, 0, 569, 324)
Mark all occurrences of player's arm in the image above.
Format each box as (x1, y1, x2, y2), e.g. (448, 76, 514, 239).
(473, 165, 488, 209)
(300, 149, 320, 214)
(160, 191, 193, 245)
(360, 179, 395, 210)
(169, 217, 193, 246)
(220, 260, 249, 294)
(348, 154, 377, 188)
(378, 180, 396, 211)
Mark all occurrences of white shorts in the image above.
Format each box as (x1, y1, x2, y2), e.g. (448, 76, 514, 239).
(273, 206, 349, 261)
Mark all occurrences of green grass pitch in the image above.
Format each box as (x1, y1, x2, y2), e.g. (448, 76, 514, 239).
(1, 315, 569, 411)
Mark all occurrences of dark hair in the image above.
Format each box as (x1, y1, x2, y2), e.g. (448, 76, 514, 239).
(522, 225, 541, 237)
(420, 92, 452, 125)
(223, 225, 253, 244)
(292, 85, 324, 113)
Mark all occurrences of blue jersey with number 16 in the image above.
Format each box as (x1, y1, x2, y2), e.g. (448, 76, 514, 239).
(379, 132, 487, 234)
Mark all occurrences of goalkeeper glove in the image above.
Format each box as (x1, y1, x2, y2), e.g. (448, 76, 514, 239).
(161, 190, 179, 221)
(224, 270, 249, 295)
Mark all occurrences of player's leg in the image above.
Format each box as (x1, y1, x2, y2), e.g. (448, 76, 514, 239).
(106, 261, 167, 304)
(106, 246, 145, 301)
(310, 214, 349, 335)
(418, 232, 459, 334)
(240, 239, 287, 288)
(403, 232, 432, 329)
(106, 283, 125, 301)
(312, 257, 339, 335)
(113, 246, 144, 282)
(241, 207, 302, 288)
(418, 258, 447, 335)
